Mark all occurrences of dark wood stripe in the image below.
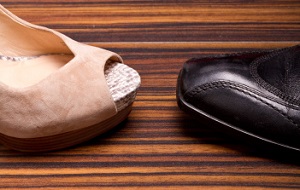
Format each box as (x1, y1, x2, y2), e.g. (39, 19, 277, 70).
(0, 161, 284, 168)
(1, 171, 300, 178)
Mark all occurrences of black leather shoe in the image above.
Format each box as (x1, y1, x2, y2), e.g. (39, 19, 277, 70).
(177, 45, 300, 152)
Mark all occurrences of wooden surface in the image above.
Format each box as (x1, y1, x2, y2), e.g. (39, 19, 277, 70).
(1, 1, 300, 189)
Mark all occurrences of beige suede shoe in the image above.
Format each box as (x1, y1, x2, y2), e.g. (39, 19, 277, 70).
(0, 5, 140, 152)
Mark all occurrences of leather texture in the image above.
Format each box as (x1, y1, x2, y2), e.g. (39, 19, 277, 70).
(0, 5, 123, 138)
(177, 45, 300, 151)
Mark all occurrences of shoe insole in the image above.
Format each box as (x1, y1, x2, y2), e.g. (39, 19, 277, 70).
(0, 54, 73, 88)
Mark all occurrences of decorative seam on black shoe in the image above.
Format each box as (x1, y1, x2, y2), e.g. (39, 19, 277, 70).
(184, 80, 300, 110)
(184, 81, 299, 128)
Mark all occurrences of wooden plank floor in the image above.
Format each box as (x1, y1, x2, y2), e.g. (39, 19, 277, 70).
(1, 1, 300, 189)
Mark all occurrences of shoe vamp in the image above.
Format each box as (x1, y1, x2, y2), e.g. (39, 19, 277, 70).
(255, 45, 300, 104)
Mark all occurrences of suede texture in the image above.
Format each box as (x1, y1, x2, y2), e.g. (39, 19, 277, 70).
(0, 5, 122, 138)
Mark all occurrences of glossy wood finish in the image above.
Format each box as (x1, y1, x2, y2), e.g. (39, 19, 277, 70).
(1, 1, 300, 189)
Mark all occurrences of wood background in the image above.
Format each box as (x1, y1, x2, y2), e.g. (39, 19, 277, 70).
(1, 0, 300, 189)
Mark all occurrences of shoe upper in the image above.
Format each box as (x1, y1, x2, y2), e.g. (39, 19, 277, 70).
(0, 5, 123, 138)
(179, 45, 300, 149)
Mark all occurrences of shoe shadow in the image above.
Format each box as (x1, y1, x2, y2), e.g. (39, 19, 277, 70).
(178, 114, 300, 166)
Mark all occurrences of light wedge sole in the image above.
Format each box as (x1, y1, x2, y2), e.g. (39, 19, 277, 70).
(0, 104, 132, 152)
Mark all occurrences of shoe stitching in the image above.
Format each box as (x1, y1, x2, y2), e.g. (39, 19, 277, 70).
(185, 79, 300, 110)
(184, 81, 299, 128)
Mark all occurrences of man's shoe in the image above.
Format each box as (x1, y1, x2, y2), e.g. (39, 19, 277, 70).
(177, 45, 300, 152)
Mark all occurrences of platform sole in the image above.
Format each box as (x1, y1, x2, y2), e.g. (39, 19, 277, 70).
(0, 105, 132, 152)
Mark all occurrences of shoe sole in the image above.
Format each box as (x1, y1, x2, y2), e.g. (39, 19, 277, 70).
(0, 104, 132, 152)
(176, 70, 300, 153)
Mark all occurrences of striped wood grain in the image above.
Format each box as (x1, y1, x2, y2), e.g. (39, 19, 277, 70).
(0, 0, 300, 189)
(2, 0, 300, 42)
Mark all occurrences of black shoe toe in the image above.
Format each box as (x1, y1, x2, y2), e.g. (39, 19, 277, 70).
(177, 45, 300, 152)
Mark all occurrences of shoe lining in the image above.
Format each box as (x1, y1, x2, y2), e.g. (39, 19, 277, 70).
(0, 54, 140, 112)
(0, 54, 72, 88)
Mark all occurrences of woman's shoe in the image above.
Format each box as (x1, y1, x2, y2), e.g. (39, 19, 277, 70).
(177, 45, 300, 152)
(0, 5, 140, 152)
